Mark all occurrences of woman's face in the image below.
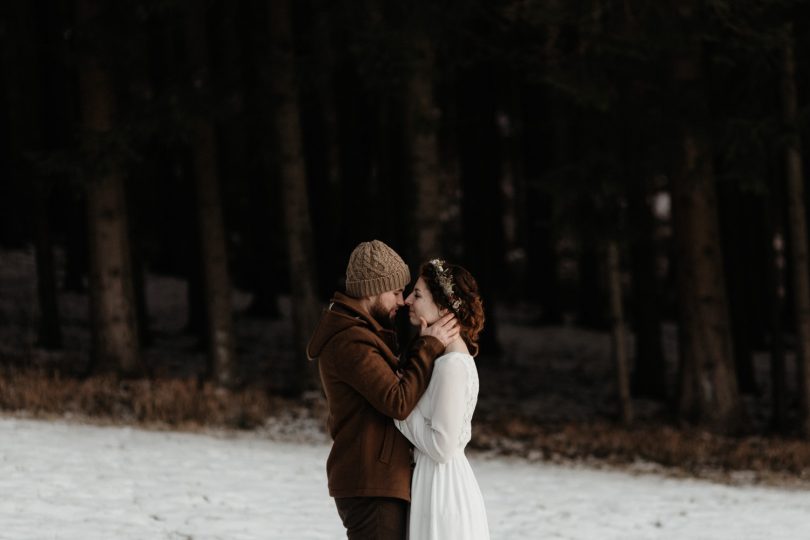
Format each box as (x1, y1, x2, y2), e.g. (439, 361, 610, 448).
(405, 276, 445, 326)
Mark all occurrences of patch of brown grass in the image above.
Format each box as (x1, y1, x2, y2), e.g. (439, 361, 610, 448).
(0, 367, 273, 430)
(471, 417, 810, 484)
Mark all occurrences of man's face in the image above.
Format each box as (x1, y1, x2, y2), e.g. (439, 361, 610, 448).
(369, 289, 405, 326)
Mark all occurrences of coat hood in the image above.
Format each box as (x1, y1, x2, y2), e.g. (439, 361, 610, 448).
(306, 292, 392, 360)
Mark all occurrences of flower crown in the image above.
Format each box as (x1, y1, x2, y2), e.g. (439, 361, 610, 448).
(428, 258, 463, 312)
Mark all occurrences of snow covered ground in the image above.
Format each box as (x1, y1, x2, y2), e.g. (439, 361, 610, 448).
(1, 417, 808, 540)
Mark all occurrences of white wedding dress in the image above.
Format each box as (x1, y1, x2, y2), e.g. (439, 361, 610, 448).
(395, 352, 490, 540)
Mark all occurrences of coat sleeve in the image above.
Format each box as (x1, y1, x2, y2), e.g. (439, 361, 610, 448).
(333, 332, 443, 420)
(394, 355, 467, 463)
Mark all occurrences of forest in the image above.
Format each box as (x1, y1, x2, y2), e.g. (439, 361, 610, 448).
(3, 0, 810, 461)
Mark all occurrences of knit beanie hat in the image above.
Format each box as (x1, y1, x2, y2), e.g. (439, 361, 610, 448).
(345, 240, 411, 297)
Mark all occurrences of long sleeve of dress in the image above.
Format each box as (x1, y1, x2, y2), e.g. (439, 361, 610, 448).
(395, 355, 467, 463)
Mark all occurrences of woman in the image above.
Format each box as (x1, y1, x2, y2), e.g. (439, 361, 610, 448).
(395, 259, 490, 540)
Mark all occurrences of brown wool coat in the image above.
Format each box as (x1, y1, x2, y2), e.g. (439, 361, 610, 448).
(306, 292, 443, 502)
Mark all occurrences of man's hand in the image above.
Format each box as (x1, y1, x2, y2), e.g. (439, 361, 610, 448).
(419, 312, 460, 347)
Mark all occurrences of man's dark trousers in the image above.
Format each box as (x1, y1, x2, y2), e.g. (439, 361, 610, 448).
(335, 496, 408, 539)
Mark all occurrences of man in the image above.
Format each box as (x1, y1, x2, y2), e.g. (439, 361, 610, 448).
(307, 239, 459, 539)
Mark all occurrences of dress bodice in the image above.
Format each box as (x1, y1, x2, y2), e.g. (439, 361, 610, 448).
(396, 352, 479, 462)
(416, 352, 478, 451)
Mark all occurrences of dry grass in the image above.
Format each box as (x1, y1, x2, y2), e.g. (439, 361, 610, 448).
(0, 367, 273, 430)
(471, 416, 810, 485)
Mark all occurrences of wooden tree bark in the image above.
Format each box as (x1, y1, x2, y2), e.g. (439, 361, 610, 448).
(268, 0, 321, 392)
(670, 2, 741, 431)
(84, 176, 141, 376)
(607, 240, 633, 424)
(185, 4, 238, 388)
(781, 22, 810, 436)
(225, 2, 283, 319)
(77, 0, 141, 376)
(192, 122, 237, 387)
(672, 134, 741, 431)
(406, 35, 442, 261)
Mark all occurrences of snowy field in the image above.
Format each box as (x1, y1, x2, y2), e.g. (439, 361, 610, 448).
(1, 417, 808, 540)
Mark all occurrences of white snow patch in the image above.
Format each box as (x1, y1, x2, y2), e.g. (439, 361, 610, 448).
(1, 417, 808, 540)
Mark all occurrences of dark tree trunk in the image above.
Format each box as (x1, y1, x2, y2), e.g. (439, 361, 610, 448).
(765, 188, 789, 433)
(781, 22, 810, 437)
(406, 34, 443, 262)
(360, 2, 410, 251)
(185, 3, 238, 388)
(209, 0, 257, 317)
(607, 240, 633, 424)
(268, 0, 321, 393)
(83, 158, 141, 376)
(239, 1, 284, 318)
(303, 0, 344, 298)
(671, 2, 741, 431)
(672, 134, 741, 432)
(77, 0, 141, 376)
(192, 120, 237, 386)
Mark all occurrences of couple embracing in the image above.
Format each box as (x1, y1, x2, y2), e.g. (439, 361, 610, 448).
(307, 240, 490, 540)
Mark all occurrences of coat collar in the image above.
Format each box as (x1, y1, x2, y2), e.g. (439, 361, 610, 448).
(330, 292, 399, 352)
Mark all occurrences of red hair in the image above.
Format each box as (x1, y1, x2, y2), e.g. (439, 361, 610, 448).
(419, 261, 485, 356)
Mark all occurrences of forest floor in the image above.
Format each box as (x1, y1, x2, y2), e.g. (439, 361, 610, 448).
(1, 246, 810, 488)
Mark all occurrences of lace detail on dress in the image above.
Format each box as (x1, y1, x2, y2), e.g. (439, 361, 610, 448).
(459, 356, 479, 447)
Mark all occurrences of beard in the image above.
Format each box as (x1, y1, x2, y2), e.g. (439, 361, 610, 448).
(369, 298, 396, 329)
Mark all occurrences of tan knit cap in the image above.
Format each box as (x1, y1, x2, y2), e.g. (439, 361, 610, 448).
(345, 240, 411, 297)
